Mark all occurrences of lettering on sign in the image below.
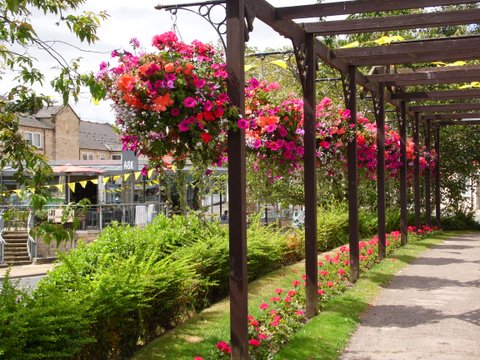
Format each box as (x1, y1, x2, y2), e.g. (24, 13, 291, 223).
(123, 160, 135, 170)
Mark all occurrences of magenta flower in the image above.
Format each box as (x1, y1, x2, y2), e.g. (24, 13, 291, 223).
(178, 120, 190, 132)
(237, 118, 249, 129)
(183, 97, 197, 108)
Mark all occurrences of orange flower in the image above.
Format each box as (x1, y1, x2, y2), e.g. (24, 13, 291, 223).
(123, 93, 144, 109)
(164, 62, 175, 73)
(185, 62, 195, 75)
(117, 74, 136, 92)
(152, 93, 174, 112)
(257, 115, 279, 127)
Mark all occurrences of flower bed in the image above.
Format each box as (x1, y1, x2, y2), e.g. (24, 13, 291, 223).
(196, 225, 439, 359)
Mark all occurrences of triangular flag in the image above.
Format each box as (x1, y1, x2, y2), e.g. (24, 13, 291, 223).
(55, 184, 64, 192)
(28, 188, 35, 194)
(123, 173, 131, 181)
(13, 189, 21, 195)
(147, 169, 154, 178)
(91, 179, 98, 184)
(134, 171, 142, 180)
(113, 175, 121, 181)
(103, 176, 110, 185)
(68, 183, 76, 193)
(79, 180, 88, 188)
(269, 60, 288, 69)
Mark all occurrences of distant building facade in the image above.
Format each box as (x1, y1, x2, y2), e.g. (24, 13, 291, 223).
(18, 105, 122, 161)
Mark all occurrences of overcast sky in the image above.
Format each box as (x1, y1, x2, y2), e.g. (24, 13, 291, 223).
(8, 0, 315, 123)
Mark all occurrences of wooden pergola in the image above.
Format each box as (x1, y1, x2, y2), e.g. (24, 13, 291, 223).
(159, 1, 480, 358)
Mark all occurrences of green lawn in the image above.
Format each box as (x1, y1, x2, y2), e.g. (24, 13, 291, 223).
(133, 231, 453, 360)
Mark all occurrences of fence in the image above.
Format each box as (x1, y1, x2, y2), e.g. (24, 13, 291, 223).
(0, 209, 5, 264)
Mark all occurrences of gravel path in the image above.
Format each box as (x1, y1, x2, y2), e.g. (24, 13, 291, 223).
(341, 233, 480, 360)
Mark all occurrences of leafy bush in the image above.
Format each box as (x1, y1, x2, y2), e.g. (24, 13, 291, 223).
(441, 211, 480, 230)
(3, 214, 301, 359)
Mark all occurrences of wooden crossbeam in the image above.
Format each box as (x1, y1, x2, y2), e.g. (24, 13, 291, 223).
(334, 36, 480, 66)
(303, 9, 480, 35)
(410, 103, 480, 112)
(392, 89, 480, 101)
(423, 112, 480, 120)
(436, 119, 480, 125)
(276, 0, 479, 19)
(367, 65, 480, 86)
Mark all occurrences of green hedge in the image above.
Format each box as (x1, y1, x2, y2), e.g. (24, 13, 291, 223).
(2, 214, 303, 359)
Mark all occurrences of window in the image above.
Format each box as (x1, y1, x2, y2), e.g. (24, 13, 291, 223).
(24, 132, 42, 148)
(100, 154, 106, 160)
(82, 153, 94, 160)
(112, 154, 122, 160)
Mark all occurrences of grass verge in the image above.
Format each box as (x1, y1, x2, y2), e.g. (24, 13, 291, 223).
(133, 231, 453, 360)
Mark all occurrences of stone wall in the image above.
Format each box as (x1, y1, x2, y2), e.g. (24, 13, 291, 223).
(35, 229, 99, 259)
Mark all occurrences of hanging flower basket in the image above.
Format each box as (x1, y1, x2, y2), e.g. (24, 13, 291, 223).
(98, 32, 238, 171)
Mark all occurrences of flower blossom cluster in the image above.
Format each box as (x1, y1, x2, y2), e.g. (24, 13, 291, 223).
(97, 31, 238, 171)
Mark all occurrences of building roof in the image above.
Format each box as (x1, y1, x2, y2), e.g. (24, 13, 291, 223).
(35, 105, 64, 118)
(79, 120, 122, 151)
(18, 114, 54, 129)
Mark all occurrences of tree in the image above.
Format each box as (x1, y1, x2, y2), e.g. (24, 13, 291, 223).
(0, 0, 107, 209)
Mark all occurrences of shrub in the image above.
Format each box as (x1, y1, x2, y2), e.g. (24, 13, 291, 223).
(441, 211, 480, 230)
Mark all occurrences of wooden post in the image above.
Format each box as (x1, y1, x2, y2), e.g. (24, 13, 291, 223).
(226, 0, 248, 358)
(414, 112, 421, 230)
(303, 33, 318, 318)
(399, 101, 408, 245)
(375, 83, 386, 260)
(347, 65, 360, 282)
(425, 119, 432, 226)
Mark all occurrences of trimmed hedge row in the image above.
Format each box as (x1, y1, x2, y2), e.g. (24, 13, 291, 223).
(1, 214, 303, 359)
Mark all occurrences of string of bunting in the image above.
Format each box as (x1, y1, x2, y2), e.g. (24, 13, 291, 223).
(0, 169, 158, 197)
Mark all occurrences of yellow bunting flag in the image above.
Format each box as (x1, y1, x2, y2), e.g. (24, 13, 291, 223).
(91, 179, 98, 185)
(68, 183, 76, 193)
(79, 180, 88, 189)
(147, 169, 154, 178)
(103, 176, 110, 185)
(340, 41, 359, 49)
(55, 184, 64, 192)
(13, 189, 21, 195)
(113, 175, 121, 181)
(135, 171, 142, 180)
(123, 173, 131, 181)
(269, 60, 288, 69)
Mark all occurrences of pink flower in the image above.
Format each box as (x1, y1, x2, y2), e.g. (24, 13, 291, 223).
(183, 97, 197, 108)
(292, 280, 300, 287)
(258, 333, 269, 340)
(178, 120, 190, 132)
(259, 303, 269, 310)
(237, 118, 249, 129)
(215, 341, 231, 354)
(249, 339, 261, 347)
(193, 357, 203, 360)
(274, 288, 283, 294)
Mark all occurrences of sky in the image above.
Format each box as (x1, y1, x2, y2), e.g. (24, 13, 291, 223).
(7, 0, 317, 123)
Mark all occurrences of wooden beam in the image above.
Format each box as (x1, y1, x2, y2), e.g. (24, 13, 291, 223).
(436, 119, 480, 125)
(392, 89, 480, 101)
(303, 9, 480, 36)
(367, 65, 480, 86)
(410, 103, 480, 112)
(334, 36, 480, 66)
(276, 0, 479, 19)
(423, 112, 480, 120)
(244, 0, 392, 103)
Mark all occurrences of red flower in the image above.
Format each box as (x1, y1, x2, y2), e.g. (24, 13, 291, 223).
(215, 341, 231, 353)
(249, 339, 261, 347)
(259, 302, 269, 310)
(200, 132, 212, 143)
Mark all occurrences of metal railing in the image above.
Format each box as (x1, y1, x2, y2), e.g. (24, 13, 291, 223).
(0, 209, 5, 264)
(27, 211, 36, 260)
